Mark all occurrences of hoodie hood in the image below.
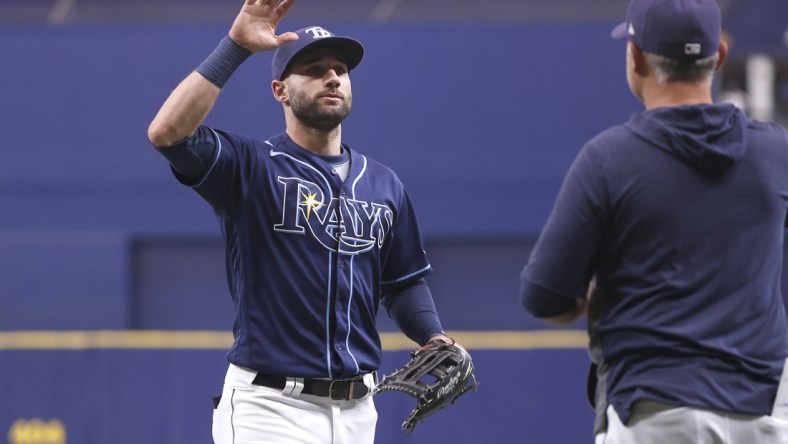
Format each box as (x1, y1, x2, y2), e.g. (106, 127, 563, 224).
(626, 103, 747, 173)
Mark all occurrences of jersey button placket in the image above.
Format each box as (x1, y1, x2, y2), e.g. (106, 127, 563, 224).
(333, 189, 356, 373)
(332, 252, 354, 372)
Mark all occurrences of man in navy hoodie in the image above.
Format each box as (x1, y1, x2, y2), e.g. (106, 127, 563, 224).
(520, 0, 788, 442)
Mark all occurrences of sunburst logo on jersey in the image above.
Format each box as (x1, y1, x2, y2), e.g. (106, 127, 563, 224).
(300, 191, 324, 219)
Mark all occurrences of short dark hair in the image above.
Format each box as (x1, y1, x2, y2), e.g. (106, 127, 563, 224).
(645, 51, 719, 84)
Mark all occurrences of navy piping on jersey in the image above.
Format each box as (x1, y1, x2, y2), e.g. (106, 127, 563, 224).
(193, 128, 223, 188)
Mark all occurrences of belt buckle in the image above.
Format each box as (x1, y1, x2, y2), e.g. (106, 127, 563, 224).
(328, 379, 349, 401)
(328, 377, 370, 401)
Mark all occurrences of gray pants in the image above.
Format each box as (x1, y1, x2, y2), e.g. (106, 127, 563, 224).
(596, 401, 788, 444)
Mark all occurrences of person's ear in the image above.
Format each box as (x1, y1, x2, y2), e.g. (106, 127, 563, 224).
(272, 80, 288, 103)
(715, 39, 728, 72)
(630, 43, 649, 77)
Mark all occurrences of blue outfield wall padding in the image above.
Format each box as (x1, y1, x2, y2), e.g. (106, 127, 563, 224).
(0, 347, 594, 444)
(0, 20, 639, 330)
(0, 232, 130, 330)
(0, 20, 638, 332)
(0, 21, 638, 237)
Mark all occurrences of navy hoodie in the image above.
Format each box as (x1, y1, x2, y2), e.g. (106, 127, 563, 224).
(521, 103, 788, 431)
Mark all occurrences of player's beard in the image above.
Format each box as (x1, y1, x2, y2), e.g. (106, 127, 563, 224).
(290, 89, 352, 132)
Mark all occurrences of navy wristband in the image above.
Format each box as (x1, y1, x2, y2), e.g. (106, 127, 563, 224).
(196, 35, 252, 89)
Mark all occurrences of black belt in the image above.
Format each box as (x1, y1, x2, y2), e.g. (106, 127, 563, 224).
(252, 372, 372, 401)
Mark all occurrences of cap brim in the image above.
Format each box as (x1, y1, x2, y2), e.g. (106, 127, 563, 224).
(611, 22, 629, 39)
(280, 37, 364, 79)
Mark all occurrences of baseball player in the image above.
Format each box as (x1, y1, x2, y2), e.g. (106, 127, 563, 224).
(147, 1, 456, 442)
(520, 0, 788, 443)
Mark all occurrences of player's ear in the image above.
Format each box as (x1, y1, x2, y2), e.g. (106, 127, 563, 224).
(272, 80, 288, 103)
(630, 43, 649, 77)
(715, 39, 728, 72)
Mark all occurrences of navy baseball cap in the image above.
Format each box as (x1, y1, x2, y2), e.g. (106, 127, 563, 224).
(611, 0, 721, 60)
(272, 26, 364, 80)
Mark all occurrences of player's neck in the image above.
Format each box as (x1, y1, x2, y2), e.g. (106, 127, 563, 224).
(642, 80, 714, 110)
(286, 122, 343, 156)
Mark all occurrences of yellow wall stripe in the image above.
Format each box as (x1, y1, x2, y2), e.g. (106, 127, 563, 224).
(0, 330, 588, 351)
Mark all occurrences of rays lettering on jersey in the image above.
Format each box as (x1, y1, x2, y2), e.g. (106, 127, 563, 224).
(274, 177, 393, 254)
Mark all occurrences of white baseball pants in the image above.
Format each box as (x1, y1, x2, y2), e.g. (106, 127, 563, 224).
(212, 364, 377, 444)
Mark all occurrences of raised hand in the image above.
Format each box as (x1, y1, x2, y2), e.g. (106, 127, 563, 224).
(229, 0, 299, 53)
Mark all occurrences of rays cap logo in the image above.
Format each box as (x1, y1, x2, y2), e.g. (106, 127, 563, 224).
(272, 26, 365, 80)
(611, 0, 721, 60)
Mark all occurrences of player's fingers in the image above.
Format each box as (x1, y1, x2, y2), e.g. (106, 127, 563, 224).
(274, 0, 297, 16)
(276, 31, 299, 46)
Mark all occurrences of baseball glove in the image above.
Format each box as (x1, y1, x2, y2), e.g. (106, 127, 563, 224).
(374, 338, 479, 433)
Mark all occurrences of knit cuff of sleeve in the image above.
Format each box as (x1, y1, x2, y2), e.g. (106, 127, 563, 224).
(196, 35, 253, 89)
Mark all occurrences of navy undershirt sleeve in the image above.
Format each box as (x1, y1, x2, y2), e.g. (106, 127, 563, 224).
(382, 278, 444, 346)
